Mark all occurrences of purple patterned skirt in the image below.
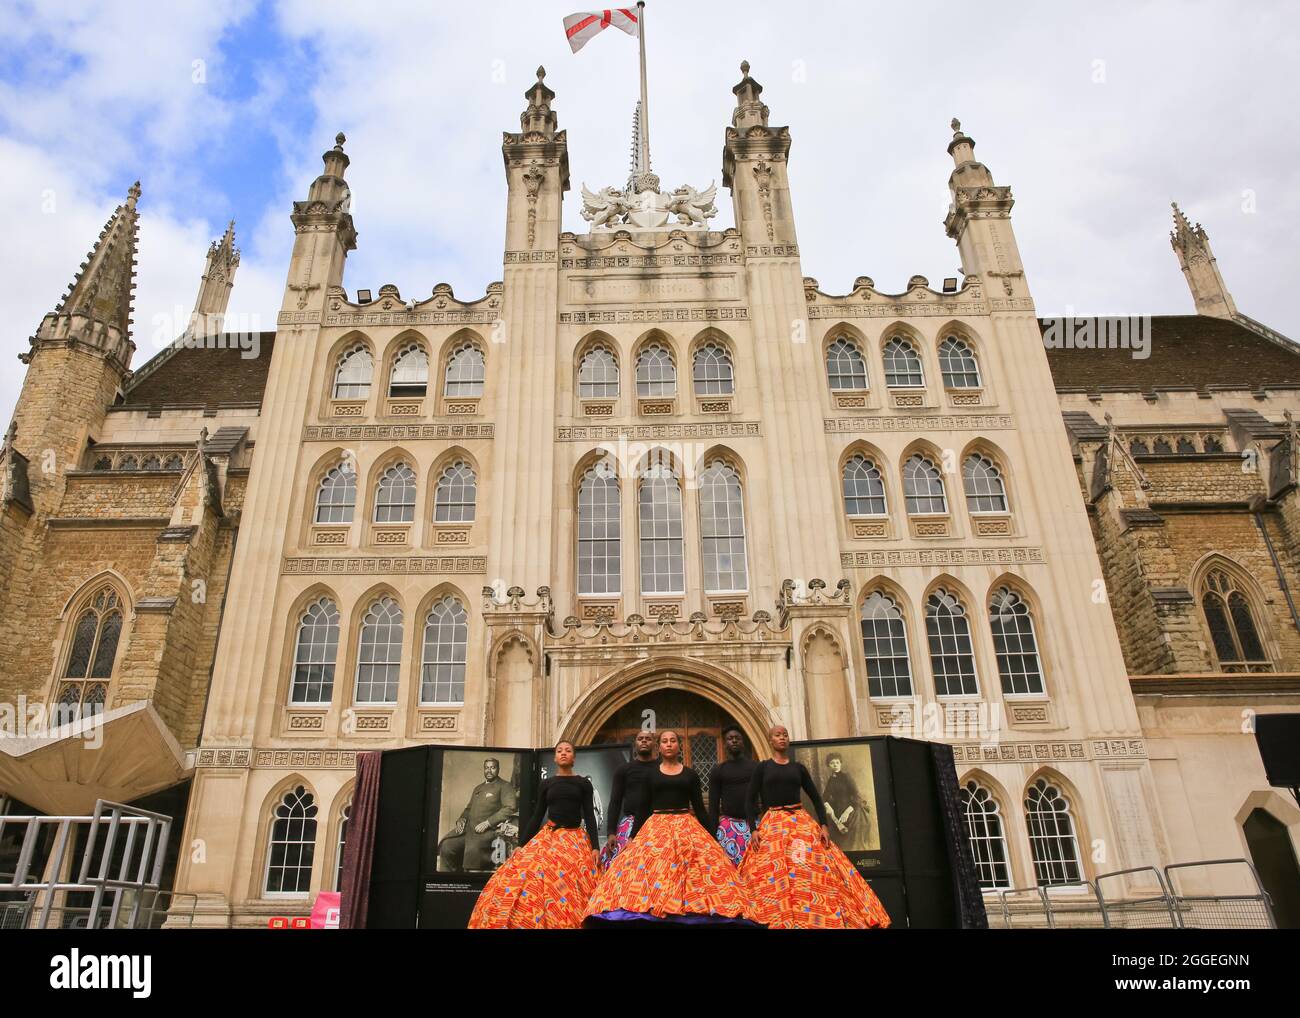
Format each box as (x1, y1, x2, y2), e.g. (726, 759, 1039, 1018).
(599, 813, 635, 870)
(715, 816, 753, 866)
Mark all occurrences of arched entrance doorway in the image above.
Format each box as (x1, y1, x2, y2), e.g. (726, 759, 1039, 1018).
(590, 690, 746, 799)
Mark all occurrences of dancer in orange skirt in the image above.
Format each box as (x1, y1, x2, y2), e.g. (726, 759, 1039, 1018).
(468, 740, 599, 929)
(741, 725, 891, 929)
(584, 730, 752, 926)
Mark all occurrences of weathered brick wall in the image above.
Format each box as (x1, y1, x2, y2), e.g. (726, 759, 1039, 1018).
(1139, 458, 1263, 503)
(60, 474, 180, 518)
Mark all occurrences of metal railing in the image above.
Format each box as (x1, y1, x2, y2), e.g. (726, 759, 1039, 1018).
(0, 800, 173, 930)
(989, 858, 1276, 929)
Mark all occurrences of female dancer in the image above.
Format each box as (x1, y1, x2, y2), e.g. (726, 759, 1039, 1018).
(584, 730, 750, 925)
(741, 724, 891, 929)
(468, 740, 599, 929)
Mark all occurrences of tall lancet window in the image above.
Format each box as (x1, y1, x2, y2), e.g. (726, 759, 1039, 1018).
(290, 598, 340, 705)
(578, 461, 621, 595)
(961, 781, 1011, 890)
(355, 597, 403, 704)
(925, 589, 979, 696)
(1025, 777, 1083, 887)
(374, 463, 417, 524)
(938, 336, 981, 389)
(639, 461, 684, 594)
(635, 343, 676, 397)
(434, 461, 477, 523)
(883, 336, 924, 388)
(264, 786, 318, 896)
(333, 346, 373, 400)
(444, 343, 486, 398)
(692, 343, 735, 396)
(1201, 568, 1269, 671)
(698, 461, 748, 592)
(826, 337, 868, 391)
(57, 585, 123, 724)
(389, 344, 428, 398)
(579, 345, 620, 399)
(315, 462, 356, 524)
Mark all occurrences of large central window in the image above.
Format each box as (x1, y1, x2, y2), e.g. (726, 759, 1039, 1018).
(639, 462, 684, 594)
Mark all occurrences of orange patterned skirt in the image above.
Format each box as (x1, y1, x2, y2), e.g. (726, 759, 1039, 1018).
(741, 807, 892, 929)
(584, 811, 750, 925)
(467, 823, 597, 929)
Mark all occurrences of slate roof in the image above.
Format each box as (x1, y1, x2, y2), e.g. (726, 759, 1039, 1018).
(1044, 315, 1300, 393)
(118, 333, 277, 409)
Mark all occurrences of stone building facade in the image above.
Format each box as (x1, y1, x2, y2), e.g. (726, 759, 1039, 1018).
(1, 64, 1297, 927)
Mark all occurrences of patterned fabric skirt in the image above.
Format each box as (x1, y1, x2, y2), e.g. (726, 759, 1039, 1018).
(467, 823, 597, 929)
(740, 807, 892, 929)
(715, 816, 753, 866)
(598, 813, 635, 870)
(584, 812, 750, 925)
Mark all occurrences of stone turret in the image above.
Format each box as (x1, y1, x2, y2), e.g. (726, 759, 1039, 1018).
(1170, 202, 1238, 318)
(12, 182, 142, 510)
(282, 133, 356, 317)
(943, 119, 1027, 304)
(502, 67, 569, 252)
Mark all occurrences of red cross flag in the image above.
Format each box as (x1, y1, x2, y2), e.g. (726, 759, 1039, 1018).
(564, 9, 640, 53)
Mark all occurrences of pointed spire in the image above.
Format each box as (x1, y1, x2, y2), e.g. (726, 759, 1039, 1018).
(947, 117, 976, 163)
(520, 65, 559, 138)
(731, 59, 769, 130)
(1169, 201, 1237, 318)
(192, 219, 241, 322)
(53, 181, 141, 336)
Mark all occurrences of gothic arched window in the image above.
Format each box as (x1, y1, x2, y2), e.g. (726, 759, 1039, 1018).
(925, 589, 979, 696)
(635, 343, 676, 397)
(335, 799, 352, 892)
(860, 591, 912, 698)
(961, 781, 1011, 889)
(903, 454, 947, 515)
(962, 454, 1008, 514)
(938, 336, 981, 389)
(315, 462, 357, 524)
(883, 336, 924, 388)
(578, 345, 619, 400)
(638, 461, 684, 594)
(1025, 777, 1083, 886)
(290, 598, 340, 704)
(374, 463, 417, 523)
(444, 343, 486, 398)
(163, 454, 184, 471)
(1129, 438, 1150, 457)
(57, 585, 123, 724)
(140, 454, 162, 471)
(333, 345, 373, 400)
(264, 786, 318, 896)
(692, 343, 734, 396)
(355, 596, 403, 704)
(434, 461, 477, 523)
(578, 461, 621, 596)
(842, 454, 887, 517)
(826, 337, 868, 391)
(699, 461, 748, 592)
(1201, 568, 1269, 670)
(421, 596, 468, 704)
(989, 587, 1045, 695)
(389, 343, 428, 398)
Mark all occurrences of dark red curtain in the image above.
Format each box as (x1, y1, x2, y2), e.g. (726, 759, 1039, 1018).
(339, 750, 382, 929)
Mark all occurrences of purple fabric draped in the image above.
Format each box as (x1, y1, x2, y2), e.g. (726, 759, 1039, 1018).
(339, 750, 382, 929)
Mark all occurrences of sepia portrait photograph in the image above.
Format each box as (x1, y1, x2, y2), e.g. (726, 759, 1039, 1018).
(434, 749, 526, 874)
(794, 741, 880, 854)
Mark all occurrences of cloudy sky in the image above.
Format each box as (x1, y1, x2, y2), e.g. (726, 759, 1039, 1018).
(2, 0, 1297, 423)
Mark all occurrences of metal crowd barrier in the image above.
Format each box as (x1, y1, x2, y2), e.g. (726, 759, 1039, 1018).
(990, 858, 1276, 929)
(0, 800, 173, 930)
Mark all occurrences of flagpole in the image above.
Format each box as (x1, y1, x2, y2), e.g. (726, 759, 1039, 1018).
(637, 1, 650, 173)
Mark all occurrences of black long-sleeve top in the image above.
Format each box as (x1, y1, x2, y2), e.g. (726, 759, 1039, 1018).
(522, 775, 600, 849)
(605, 757, 657, 836)
(630, 765, 709, 836)
(746, 759, 828, 828)
(708, 758, 757, 829)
